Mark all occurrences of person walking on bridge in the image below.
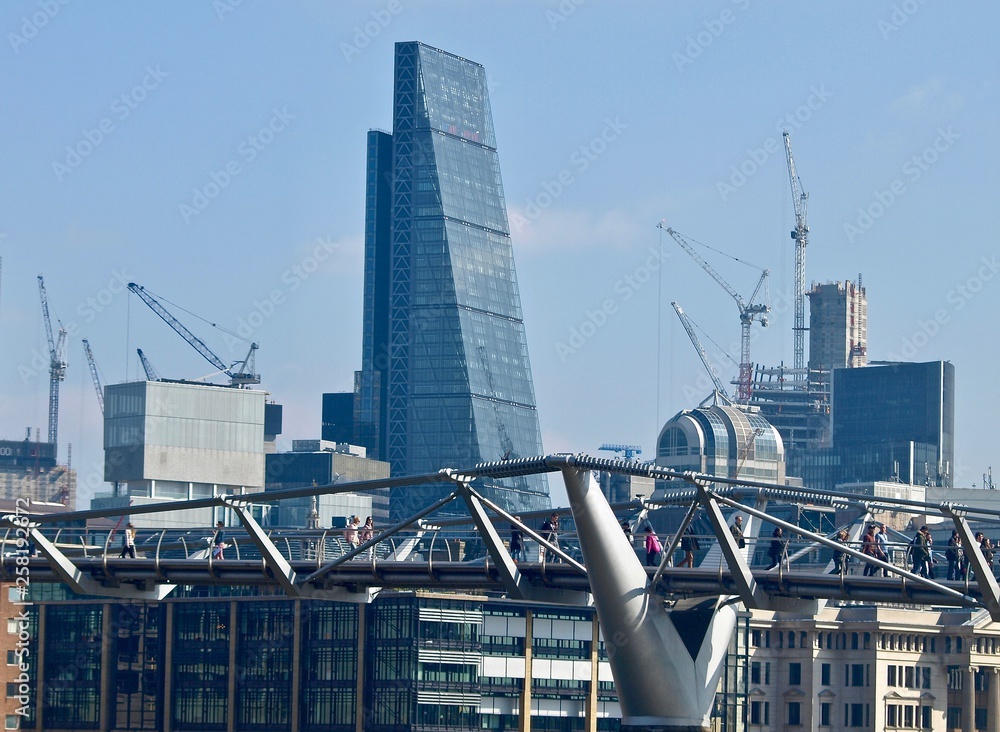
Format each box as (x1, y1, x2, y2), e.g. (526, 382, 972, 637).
(830, 529, 849, 575)
(766, 527, 786, 570)
(119, 523, 136, 559)
(644, 527, 662, 567)
(212, 521, 227, 560)
(910, 526, 932, 578)
(946, 530, 963, 581)
(862, 525, 880, 576)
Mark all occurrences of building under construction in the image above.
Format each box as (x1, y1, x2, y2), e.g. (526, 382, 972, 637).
(0, 438, 76, 506)
(748, 278, 867, 480)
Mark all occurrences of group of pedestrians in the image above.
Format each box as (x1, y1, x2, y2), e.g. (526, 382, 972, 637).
(940, 529, 994, 581)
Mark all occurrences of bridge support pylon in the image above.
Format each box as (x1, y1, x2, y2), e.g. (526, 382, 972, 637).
(560, 465, 736, 732)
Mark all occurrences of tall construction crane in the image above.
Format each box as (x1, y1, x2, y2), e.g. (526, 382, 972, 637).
(599, 444, 642, 460)
(663, 226, 769, 403)
(671, 302, 730, 401)
(82, 339, 105, 415)
(37, 275, 67, 447)
(136, 349, 160, 381)
(127, 283, 260, 386)
(783, 130, 809, 374)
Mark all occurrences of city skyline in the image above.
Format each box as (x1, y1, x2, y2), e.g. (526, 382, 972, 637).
(0, 3, 996, 508)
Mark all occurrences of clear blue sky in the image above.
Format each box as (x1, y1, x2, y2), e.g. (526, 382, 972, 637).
(1, 1, 997, 508)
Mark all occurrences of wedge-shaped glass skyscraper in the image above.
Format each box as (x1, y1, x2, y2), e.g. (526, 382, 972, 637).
(357, 42, 549, 519)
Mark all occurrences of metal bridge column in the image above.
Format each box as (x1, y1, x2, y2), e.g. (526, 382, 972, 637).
(559, 466, 735, 732)
(945, 509, 1000, 621)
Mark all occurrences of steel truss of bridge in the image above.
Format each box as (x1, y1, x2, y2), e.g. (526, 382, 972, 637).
(3, 453, 1000, 619)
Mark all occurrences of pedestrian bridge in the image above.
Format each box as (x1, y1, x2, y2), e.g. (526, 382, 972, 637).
(5, 453, 999, 731)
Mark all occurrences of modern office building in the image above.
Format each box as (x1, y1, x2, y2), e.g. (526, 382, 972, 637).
(93, 380, 267, 528)
(833, 361, 955, 487)
(355, 42, 549, 520)
(16, 588, 623, 732)
(264, 440, 390, 527)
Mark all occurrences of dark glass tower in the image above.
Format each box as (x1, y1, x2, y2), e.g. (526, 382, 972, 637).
(357, 42, 550, 519)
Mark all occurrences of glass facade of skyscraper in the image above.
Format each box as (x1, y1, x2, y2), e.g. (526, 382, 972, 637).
(357, 42, 549, 519)
(833, 361, 954, 487)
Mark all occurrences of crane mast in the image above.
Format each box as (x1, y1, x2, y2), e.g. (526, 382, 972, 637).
(82, 339, 104, 415)
(671, 302, 730, 400)
(127, 283, 260, 386)
(783, 130, 809, 374)
(136, 349, 160, 381)
(37, 275, 67, 447)
(663, 225, 769, 402)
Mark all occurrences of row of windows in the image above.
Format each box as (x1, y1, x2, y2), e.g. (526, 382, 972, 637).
(887, 703, 933, 729)
(887, 665, 932, 689)
(752, 661, 868, 688)
(750, 627, 999, 655)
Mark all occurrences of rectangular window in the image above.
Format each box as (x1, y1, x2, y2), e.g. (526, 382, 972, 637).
(920, 666, 931, 689)
(788, 701, 801, 726)
(789, 662, 801, 686)
(820, 702, 831, 726)
(848, 703, 864, 727)
(905, 666, 914, 688)
(4, 652, 14, 666)
(904, 705, 914, 727)
(751, 662, 761, 685)
(750, 701, 763, 725)
(849, 663, 866, 687)
(921, 705, 931, 729)
(4, 684, 17, 698)
(947, 707, 961, 728)
(6, 619, 17, 634)
(3, 715, 17, 731)
(765, 662, 771, 685)
(948, 665, 963, 691)
(821, 663, 831, 686)
(887, 705, 898, 727)
(888, 665, 897, 687)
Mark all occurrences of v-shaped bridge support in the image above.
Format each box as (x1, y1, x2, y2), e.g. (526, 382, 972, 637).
(559, 466, 734, 732)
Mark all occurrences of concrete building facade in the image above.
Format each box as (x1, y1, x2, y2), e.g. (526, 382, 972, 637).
(743, 605, 1000, 731)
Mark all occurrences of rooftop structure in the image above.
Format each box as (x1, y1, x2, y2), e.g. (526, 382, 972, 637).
(654, 399, 786, 487)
